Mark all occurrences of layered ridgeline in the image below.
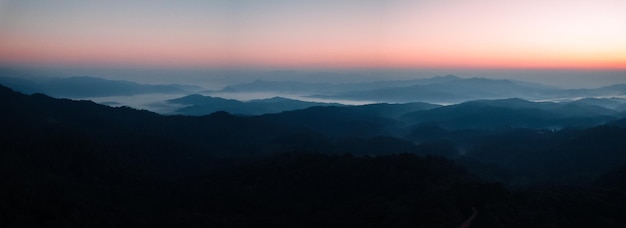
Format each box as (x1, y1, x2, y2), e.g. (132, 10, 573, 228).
(2, 84, 626, 227)
(0, 75, 202, 97)
(215, 75, 626, 104)
(2, 75, 626, 116)
(167, 94, 344, 116)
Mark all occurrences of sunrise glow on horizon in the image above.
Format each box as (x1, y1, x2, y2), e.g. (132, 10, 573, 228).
(1, 0, 625, 70)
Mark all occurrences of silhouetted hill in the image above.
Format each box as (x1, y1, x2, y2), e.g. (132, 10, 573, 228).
(572, 97, 626, 110)
(219, 76, 626, 104)
(311, 77, 558, 103)
(346, 102, 441, 118)
(3, 83, 622, 166)
(168, 94, 342, 115)
(400, 98, 619, 129)
(456, 126, 626, 186)
(3, 84, 626, 227)
(246, 101, 439, 138)
(218, 79, 335, 94)
(0, 84, 428, 161)
(215, 75, 465, 95)
(556, 84, 626, 98)
(610, 117, 626, 127)
(596, 164, 626, 191)
(0, 76, 193, 97)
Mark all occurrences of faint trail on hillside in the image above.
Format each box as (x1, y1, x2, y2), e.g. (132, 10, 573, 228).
(459, 207, 477, 228)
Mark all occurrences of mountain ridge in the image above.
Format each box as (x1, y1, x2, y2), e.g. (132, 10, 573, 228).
(168, 94, 343, 116)
(0, 76, 196, 98)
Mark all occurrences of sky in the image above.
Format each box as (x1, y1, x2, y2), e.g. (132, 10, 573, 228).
(0, 0, 625, 86)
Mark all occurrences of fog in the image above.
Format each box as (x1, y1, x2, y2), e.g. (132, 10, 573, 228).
(207, 91, 375, 105)
(4, 65, 625, 89)
(81, 93, 190, 114)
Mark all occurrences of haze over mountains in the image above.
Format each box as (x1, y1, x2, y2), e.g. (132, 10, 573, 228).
(2, 0, 625, 226)
(221, 75, 626, 104)
(3, 82, 626, 226)
(0, 75, 201, 98)
(2, 74, 626, 117)
(3, 82, 626, 183)
(168, 95, 342, 116)
(2, 74, 626, 183)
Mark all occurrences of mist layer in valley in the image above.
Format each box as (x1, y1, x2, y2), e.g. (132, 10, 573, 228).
(2, 69, 626, 227)
(3, 80, 626, 226)
(2, 73, 626, 117)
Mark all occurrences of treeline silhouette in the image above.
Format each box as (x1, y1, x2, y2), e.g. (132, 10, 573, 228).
(2, 84, 626, 227)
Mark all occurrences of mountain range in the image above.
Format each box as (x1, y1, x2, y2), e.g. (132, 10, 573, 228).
(168, 94, 342, 116)
(399, 98, 624, 130)
(0, 76, 200, 98)
(3, 82, 626, 182)
(3, 83, 626, 226)
(215, 75, 626, 104)
(3, 74, 626, 117)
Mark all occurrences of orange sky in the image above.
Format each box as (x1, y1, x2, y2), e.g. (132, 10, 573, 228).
(0, 0, 625, 69)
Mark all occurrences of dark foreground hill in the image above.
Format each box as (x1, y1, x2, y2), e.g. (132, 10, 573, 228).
(2, 84, 626, 227)
(168, 94, 343, 116)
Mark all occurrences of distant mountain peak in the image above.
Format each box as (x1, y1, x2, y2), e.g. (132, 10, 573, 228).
(435, 74, 460, 79)
(251, 96, 294, 102)
(0, 75, 189, 98)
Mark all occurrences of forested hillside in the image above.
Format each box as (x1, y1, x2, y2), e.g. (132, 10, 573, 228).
(2, 84, 626, 227)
